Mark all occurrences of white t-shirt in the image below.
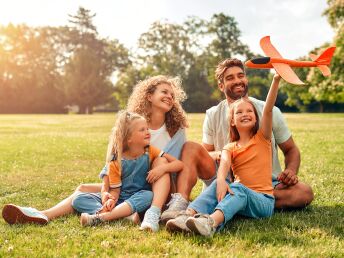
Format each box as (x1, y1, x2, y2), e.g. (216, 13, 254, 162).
(202, 97, 291, 179)
(149, 123, 171, 150)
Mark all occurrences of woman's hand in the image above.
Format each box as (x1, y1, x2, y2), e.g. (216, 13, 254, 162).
(216, 178, 234, 202)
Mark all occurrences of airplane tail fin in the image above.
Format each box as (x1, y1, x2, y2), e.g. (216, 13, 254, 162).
(309, 46, 336, 76)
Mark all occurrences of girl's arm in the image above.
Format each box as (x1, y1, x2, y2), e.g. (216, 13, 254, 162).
(261, 74, 281, 140)
(100, 175, 120, 211)
(101, 175, 119, 203)
(146, 153, 184, 183)
(216, 149, 234, 201)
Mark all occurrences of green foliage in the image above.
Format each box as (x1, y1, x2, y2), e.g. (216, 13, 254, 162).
(121, 13, 253, 112)
(0, 114, 343, 257)
(207, 13, 251, 58)
(114, 65, 156, 109)
(0, 5, 342, 114)
(323, 0, 344, 28)
(301, 0, 344, 111)
(64, 7, 130, 114)
(0, 25, 65, 113)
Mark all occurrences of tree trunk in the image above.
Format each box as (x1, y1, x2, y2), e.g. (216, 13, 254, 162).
(319, 102, 324, 113)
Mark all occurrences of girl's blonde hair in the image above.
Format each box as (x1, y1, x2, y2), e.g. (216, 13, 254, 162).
(106, 110, 145, 172)
(127, 75, 188, 137)
(228, 98, 259, 142)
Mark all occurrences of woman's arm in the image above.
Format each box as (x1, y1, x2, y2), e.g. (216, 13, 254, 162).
(261, 74, 281, 140)
(146, 153, 184, 183)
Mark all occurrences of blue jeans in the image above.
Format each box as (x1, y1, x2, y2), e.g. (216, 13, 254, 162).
(189, 181, 275, 230)
(72, 190, 153, 215)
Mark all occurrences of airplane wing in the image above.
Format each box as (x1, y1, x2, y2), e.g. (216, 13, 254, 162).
(260, 36, 283, 58)
(260, 36, 304, 84)
(272, 63, 304, 85)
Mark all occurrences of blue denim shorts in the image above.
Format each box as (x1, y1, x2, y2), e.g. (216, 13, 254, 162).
(71, 190, 153, 215)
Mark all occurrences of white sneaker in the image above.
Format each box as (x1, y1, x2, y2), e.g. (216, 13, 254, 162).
(139, 207, 161, 232)
(166, 211, 192, 233)
(2, 204, 48, 225)
(160, 193, 189, 224)
(186, 214, 216, 237)
(80, 213, 103, 227)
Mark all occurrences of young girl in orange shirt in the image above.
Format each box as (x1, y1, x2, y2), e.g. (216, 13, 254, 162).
(166, 74, 281, 237)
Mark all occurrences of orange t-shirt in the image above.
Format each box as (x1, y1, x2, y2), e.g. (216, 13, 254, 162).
(108, 146, 163, 188)
(223, 130, 273, 195)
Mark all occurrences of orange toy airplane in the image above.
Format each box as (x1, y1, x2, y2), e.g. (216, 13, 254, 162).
(245, 36, 336, 85)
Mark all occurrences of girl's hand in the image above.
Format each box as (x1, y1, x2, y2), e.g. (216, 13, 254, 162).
(146, 168, 165, 183)
(101, 192, 115, 205)
(103, 199, 116, 212)
(273, 73, 281, 81)
(216, 178, 234, 202)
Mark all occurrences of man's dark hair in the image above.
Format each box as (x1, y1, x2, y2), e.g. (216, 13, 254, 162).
(215, 58, 245, 84)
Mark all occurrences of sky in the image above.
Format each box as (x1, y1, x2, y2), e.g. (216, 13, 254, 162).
(0, 0, 335, 59)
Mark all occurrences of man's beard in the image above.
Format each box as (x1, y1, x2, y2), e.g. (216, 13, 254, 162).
(225, 82, 248, 100)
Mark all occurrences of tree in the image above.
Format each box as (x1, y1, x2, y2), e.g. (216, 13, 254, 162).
(0, 24, 65, 113)
(64, 7, 130, 114)
(207, 13, 251, 58)
(138, 21, 194, 80)
(305, 0, 344, 111)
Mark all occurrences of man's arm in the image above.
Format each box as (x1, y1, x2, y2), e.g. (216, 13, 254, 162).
(277, 136, 300, 186)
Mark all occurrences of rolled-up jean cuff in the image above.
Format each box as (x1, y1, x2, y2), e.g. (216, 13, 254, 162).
(213, 208, 227, 231)
(71, 192, 103, 215)
(123, 190, 153, 213)
(124, 200, 135, 213)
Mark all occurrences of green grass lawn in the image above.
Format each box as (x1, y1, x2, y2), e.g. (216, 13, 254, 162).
(0, 113, 343, 257)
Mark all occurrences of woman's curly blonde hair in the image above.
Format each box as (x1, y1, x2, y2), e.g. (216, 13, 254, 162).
(127, 75, 188, 137)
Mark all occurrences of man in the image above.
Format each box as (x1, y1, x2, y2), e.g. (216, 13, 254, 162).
(161, 58, 314, 223)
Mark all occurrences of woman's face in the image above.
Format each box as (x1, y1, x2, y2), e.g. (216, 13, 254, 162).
(148, 83, 175, 113)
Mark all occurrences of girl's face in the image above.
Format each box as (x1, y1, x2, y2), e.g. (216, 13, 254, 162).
(231, 101, 257, 130)
(148, 83, 175, 113)
(127, 118, 151, 148)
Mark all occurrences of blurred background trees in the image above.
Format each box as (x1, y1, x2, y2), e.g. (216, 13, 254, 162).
(0, 3, 342, 114)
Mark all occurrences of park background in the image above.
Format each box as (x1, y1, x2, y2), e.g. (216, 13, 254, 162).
(0, 0, 343, 257)
(0, 0, 342, 114)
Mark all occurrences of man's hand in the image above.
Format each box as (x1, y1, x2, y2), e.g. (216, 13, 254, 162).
(277, 168, 298, 186)
(216, 178, 234, 202)
(146, 168, 165, 183)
